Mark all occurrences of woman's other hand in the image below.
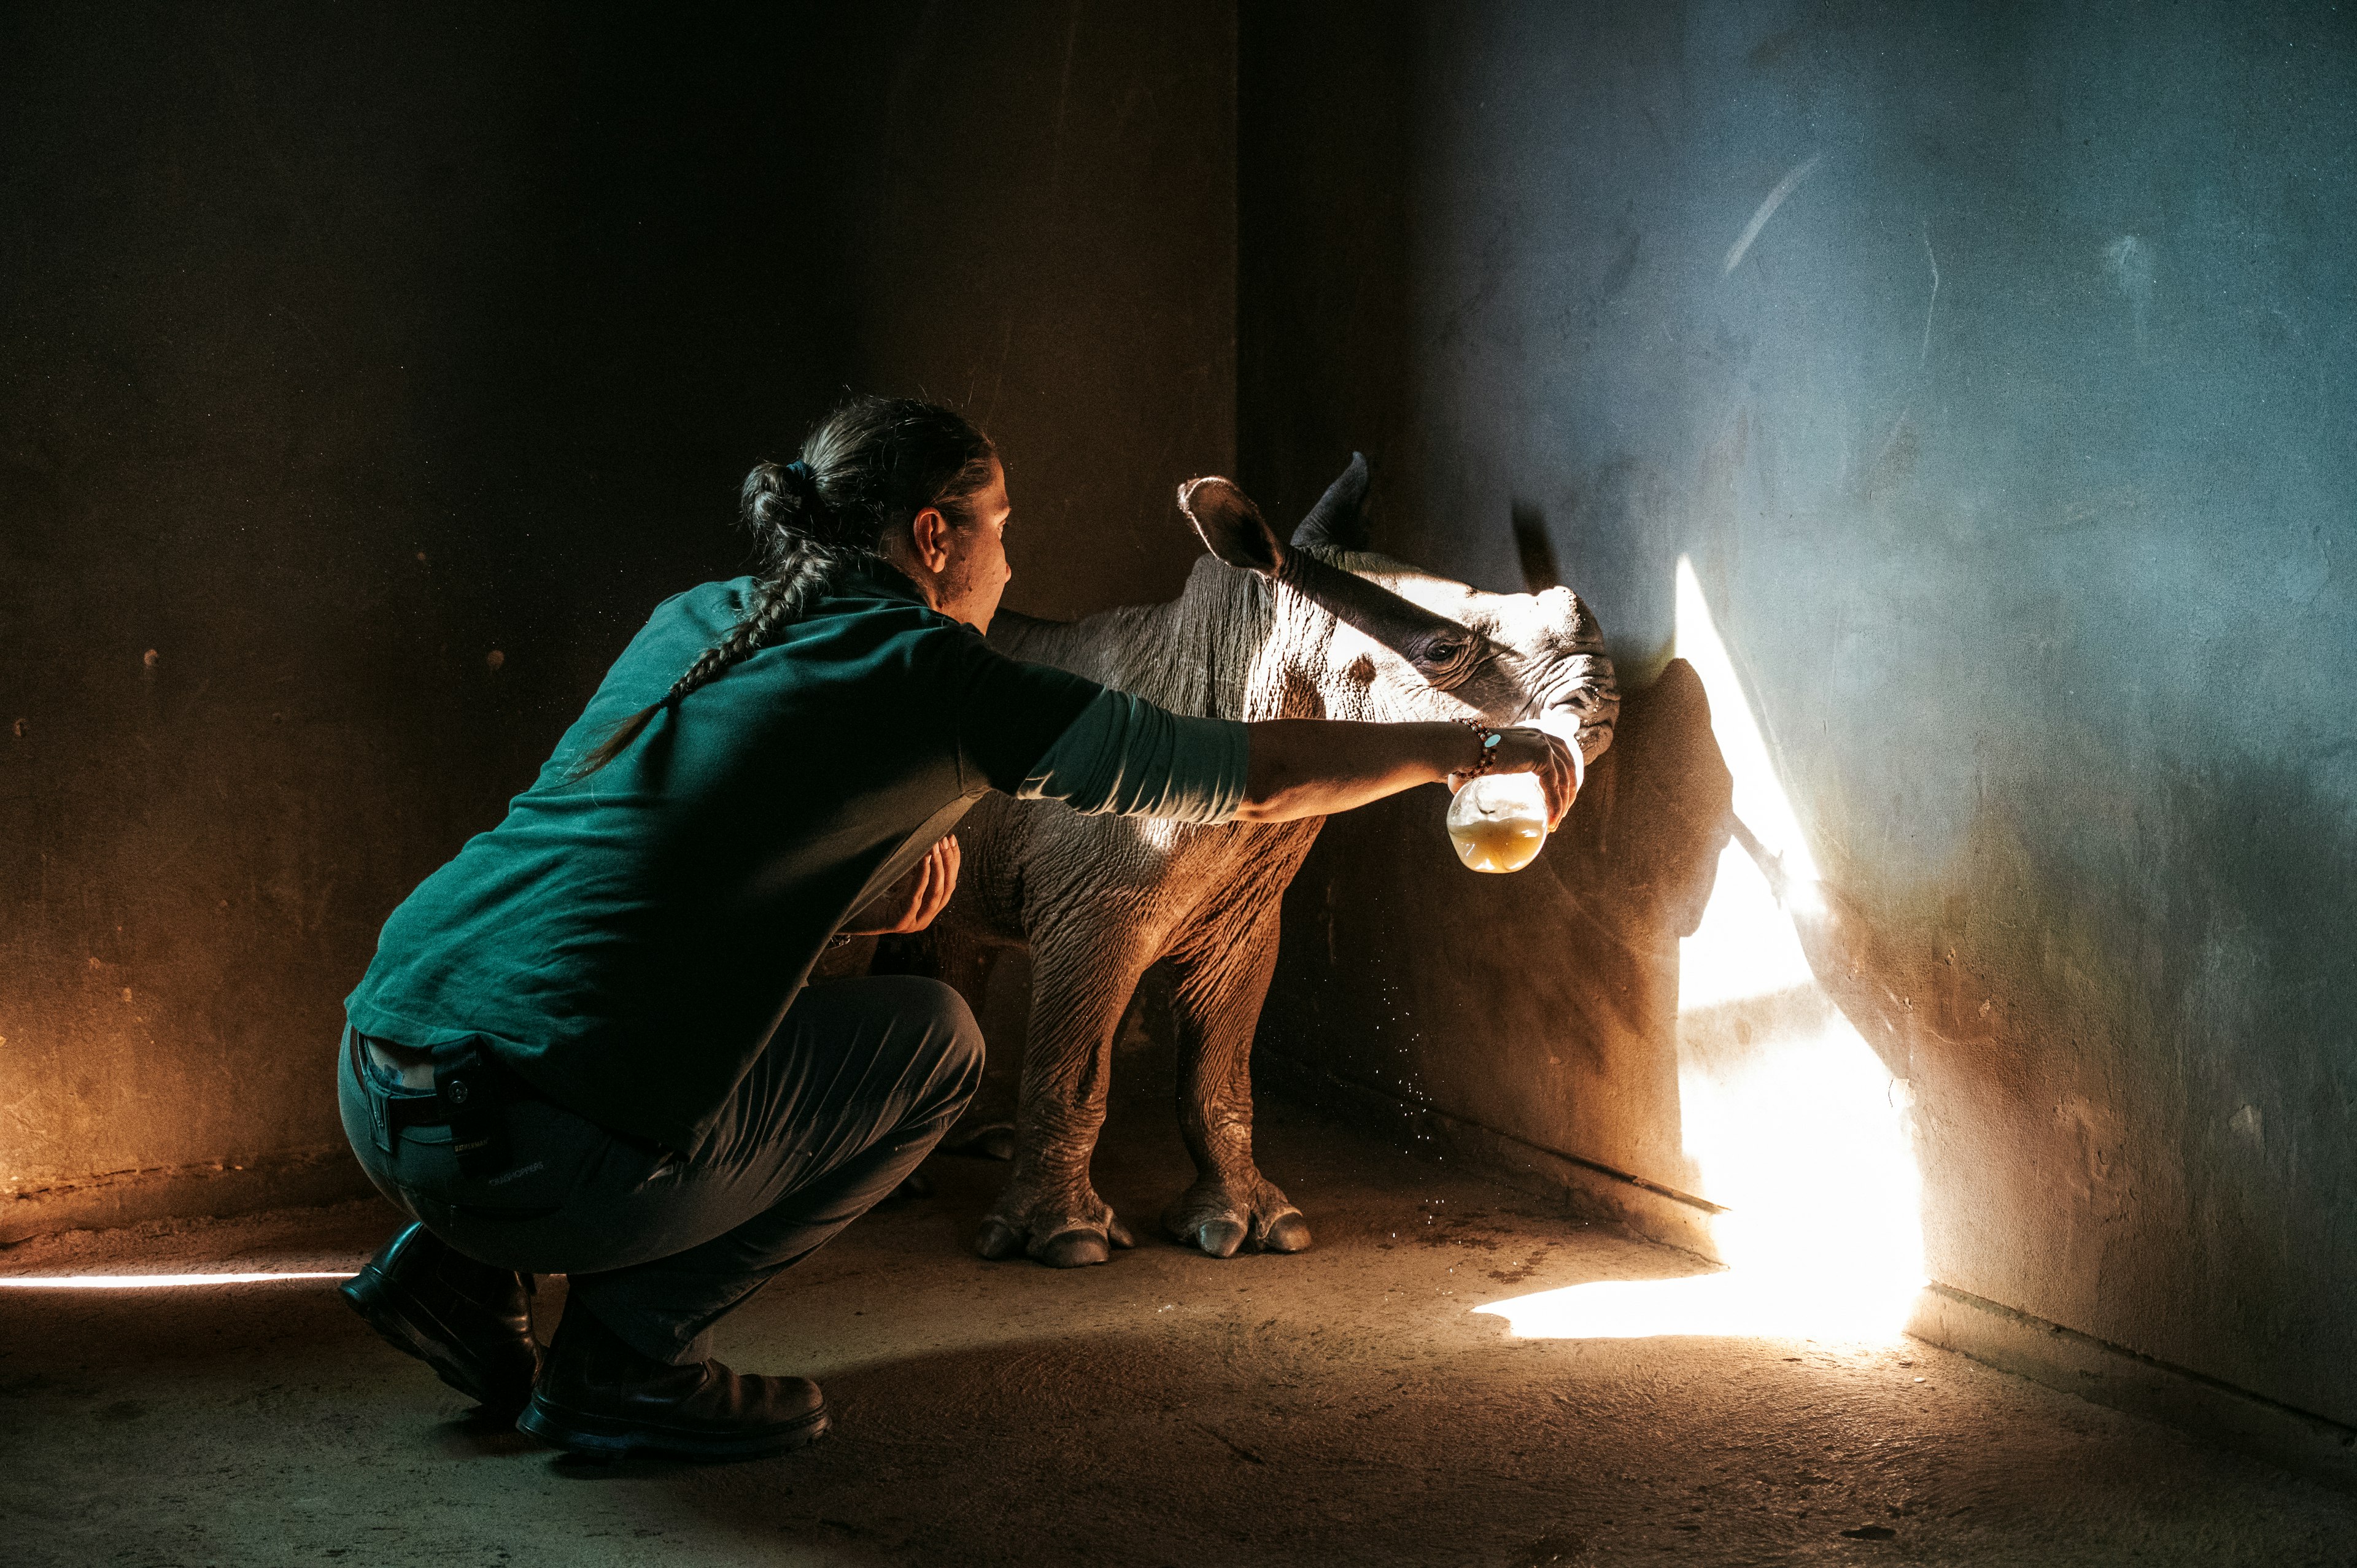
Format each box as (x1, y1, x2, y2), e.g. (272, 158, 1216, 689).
(843, 836, 961, 935)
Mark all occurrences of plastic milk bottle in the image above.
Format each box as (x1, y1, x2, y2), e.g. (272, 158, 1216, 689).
(1446, 772, 1550, 873)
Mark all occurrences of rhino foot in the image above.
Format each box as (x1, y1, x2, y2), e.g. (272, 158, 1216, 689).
(973, 1188, 1136, 1267)
(1163, 1177, 1313, 1258)
(1262, 1211, 1313, 1252)
(1037, 1228, 1114, 1267)
(973, 1217, 1031, 1260)
(1194, 1217, 1247, 1258)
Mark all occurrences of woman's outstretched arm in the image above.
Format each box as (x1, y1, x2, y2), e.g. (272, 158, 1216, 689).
(1234, 720, 1575, 826)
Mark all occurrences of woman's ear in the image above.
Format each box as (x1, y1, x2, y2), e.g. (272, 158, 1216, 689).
(908, 506, 953, 573)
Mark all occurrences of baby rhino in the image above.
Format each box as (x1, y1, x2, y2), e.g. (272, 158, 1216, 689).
(932, 457, 1618, 1267)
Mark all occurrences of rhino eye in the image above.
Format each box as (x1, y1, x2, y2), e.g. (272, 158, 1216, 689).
(1425, 640, 1465, 663)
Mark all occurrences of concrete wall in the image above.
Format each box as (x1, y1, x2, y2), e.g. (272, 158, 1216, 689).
(1245, 1, 2357, 1428)
(13, 0, 2350, 1454)
(0, 2, 1233, 1239)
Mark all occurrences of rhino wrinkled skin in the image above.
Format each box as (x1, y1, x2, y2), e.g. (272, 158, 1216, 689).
(933, 458, 1618, 1268)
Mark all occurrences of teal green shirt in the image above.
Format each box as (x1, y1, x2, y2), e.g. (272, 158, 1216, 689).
(345, 561, 1240, 1151)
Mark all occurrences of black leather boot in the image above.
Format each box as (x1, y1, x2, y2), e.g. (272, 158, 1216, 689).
(516, 1301, 830, 1461)
(340, 1223, 541, 1416)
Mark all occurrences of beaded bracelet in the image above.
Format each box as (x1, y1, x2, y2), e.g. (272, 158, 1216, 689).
(1455, 717, 1504, 778)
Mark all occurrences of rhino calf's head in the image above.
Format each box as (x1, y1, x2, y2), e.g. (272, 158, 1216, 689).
(1180, 456, 1619, 767)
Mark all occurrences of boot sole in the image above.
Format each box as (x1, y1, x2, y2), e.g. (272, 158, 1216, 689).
(515, 1395, 831, 1461)
(340, 1267, 532, 1417)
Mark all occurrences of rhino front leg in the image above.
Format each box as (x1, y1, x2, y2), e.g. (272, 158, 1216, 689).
(1164, 914, 1311, 1258)
(975, 926, 1151, 1269)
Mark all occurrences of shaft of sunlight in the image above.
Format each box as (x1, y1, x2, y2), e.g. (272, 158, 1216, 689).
(1671, 556, 1817, 886)
(1479, 556, 1922, 1344)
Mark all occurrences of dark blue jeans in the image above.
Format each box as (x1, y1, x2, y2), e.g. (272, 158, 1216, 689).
(338, 976, 983, 1364)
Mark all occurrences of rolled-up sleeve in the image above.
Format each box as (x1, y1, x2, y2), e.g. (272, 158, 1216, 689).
(1016, 689, 1249, 824)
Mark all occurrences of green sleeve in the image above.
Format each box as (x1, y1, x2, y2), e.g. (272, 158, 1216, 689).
(950, 635, 1109, 797)
(1015, 689, 1249, 824)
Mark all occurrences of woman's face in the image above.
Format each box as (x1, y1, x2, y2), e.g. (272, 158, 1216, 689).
(932, 458, 1013, 633)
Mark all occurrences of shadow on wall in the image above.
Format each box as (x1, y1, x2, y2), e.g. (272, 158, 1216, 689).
(1260, 654, 1730, 1203)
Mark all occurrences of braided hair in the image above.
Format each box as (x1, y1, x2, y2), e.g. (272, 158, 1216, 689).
(573, 396, 998, 777)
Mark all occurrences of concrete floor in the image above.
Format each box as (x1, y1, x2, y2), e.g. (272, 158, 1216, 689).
(4, 1074, 2351, 1568)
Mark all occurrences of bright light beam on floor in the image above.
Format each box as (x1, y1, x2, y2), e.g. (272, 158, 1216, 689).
(1479, 557, 1923, 1345)
(0, 1272, 357, 1289)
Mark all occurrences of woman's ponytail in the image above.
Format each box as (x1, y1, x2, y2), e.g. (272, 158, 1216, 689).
(741, 458, 824, 543)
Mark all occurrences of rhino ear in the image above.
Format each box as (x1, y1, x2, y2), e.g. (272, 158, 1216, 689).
(1290, 452, 1373, 552)
(1178, 476, 1285, 576)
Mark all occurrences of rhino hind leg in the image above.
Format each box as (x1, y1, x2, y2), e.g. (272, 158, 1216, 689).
(898, 925, 1023, 1162)
(1164, 914, 1313, 1258)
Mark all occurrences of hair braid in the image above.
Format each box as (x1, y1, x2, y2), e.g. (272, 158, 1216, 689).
(571, 397, 996, 779)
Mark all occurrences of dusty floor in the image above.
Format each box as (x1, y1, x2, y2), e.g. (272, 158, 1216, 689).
(3, 1070, 2351, 1568)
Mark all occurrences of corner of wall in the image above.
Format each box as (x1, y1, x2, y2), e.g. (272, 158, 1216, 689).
(1907, 1283, 2357, 1494)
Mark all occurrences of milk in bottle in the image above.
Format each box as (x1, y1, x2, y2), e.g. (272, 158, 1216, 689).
(1446, 773, 1550, 873)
